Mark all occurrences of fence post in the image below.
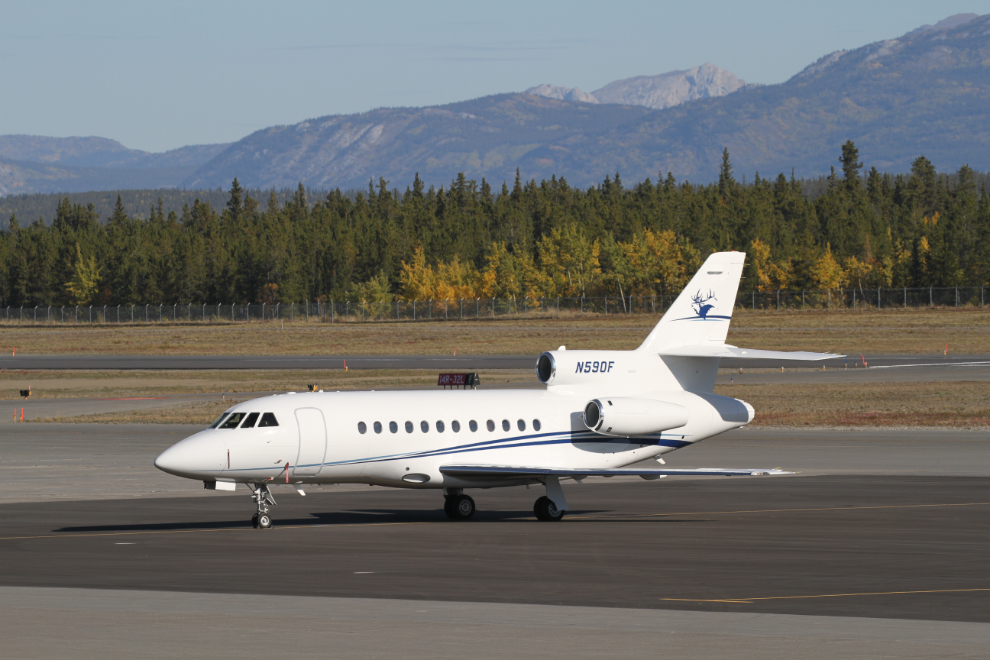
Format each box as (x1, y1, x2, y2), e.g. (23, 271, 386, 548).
(853, 289, 856, 310)
(413, 300, 416, 320)
(777, 289, 780, 310)
(955, 286, 959, 307)
(752, 290, 755, 310)
(460, 299, 464, 320)
(878, 287, 881, 310)
(492, 298, 495, 318)
(930, 287, 933, 307)
(827, 290, 831, 310)
(476, 298, 480, 319)
(904, 287, 906, 308)
(445, 299, 448, 320)
(581, 296, 584, 314)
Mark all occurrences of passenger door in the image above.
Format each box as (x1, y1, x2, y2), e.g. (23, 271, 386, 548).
(293, 408, 327, 476)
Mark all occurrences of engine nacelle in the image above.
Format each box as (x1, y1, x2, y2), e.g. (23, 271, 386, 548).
(582, 396, 688, 437)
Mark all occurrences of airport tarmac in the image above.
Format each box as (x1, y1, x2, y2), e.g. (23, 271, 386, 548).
(1, 423, 988, 658)
(2, 424, 987, 504)
(5, 352, 990, 373)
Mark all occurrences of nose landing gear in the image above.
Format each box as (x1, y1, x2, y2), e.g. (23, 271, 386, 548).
(250, 483, 277, 529)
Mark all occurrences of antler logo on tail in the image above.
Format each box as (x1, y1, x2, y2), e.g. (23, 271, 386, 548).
(691, 290, 717, 319)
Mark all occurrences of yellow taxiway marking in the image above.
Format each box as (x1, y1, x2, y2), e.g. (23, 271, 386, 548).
(661, 588, 990, 604)
(1, 501, 988, 542)
(568, 500, 990, 521)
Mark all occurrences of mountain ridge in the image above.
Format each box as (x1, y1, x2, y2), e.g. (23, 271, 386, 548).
(2, 13, 989, 195)
(525, 63, 747, 110)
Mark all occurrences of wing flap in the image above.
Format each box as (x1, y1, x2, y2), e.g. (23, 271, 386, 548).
(440, 465, 793, 478)
(659, 344, 842, 361)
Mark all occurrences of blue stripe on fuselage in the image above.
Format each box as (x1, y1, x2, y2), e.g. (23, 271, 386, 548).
(232, 430, 691, 472)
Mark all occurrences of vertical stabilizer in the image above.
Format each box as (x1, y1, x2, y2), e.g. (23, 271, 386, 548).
(639, 252, 745, 352)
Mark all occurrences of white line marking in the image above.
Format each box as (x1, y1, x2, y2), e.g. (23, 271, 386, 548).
(115, 542, 135, 545)
(872, 361, 990, 368)
(354, 571, 375, 574)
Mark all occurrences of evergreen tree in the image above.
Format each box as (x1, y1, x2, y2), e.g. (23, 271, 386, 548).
(718, 148, 735, 197)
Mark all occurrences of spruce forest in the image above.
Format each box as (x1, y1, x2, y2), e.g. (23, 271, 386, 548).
(1, 142, 988, 309)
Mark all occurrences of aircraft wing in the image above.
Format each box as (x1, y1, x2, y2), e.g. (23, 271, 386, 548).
(659, 344, 843, 361)
(439, 465, 793, 478)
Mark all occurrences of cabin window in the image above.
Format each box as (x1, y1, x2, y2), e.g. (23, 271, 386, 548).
(209, 413, 230, 429)
(420, 420, 429, 433)
(389, 421, 398, 433)
(358, 422, 367, 434)
(374, 421, 382, 434)
(502, 419, 510, 432)
(241, 412, 260, 428)
(451, 420, 461, 433)
(469, 420, 478, 432)
(436, 420, 445, 433)
(405, 421, 414, 433)
(533, 419, 541, 431)
(486, 419, 495, 432)
(517, 419, 526, 431)
(219, 412, 245, 429)
(258, 412, 279, 427)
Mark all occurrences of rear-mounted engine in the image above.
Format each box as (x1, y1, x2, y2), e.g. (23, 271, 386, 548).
(583, 397, 688, 437)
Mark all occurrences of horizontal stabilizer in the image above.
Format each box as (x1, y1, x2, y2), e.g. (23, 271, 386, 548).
(440, 465, 793, 478)
(659, 345, 843, 361)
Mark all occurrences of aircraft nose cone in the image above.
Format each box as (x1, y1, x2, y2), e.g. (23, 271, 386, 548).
(155, 434, 221, 478)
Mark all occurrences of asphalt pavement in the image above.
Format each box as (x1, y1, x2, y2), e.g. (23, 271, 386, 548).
(2, 424, 987, 658)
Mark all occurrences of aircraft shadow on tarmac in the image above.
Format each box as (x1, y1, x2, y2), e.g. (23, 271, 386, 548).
(52, 508, 707, 533)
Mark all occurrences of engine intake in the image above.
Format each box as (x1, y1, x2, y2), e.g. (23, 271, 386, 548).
(583, 397, 688, 437)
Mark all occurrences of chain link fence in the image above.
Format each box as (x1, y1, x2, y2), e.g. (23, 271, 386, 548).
(1, 287, 985, 325)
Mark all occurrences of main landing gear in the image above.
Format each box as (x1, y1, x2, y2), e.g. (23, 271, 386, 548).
(250, 483, 276, 529)
(443, 488, 476, 520)
(533, 495, 565, 522)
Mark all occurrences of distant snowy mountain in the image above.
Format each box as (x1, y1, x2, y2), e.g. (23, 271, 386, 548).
(523, 84, 599, 104)
(525, 62, 746, 110)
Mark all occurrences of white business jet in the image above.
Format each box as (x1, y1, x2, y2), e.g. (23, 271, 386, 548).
(155, 251, 839, 528)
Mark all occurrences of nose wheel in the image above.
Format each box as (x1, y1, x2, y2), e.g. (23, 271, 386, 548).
(250, 484, 277, 529)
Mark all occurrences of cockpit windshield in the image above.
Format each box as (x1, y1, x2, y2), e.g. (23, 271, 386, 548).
(219, 412, 246, 429)
(209, 413, 230, 429)
(210, 411, 279, 430)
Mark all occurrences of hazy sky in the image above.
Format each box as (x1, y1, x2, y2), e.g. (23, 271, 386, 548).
(2, 0, 987, 152)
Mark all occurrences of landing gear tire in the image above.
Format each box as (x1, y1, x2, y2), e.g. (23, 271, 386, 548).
(444, 494, 475, 520)
(534, 496, 565, 522)
(250, 483, 277, 529)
